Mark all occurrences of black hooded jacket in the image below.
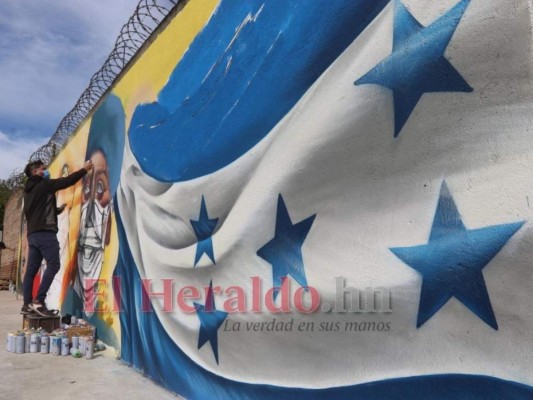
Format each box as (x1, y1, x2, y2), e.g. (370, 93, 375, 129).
(24, 169, 87, 236)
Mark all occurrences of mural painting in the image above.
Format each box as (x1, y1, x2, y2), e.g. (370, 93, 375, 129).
(39, 0, 532, 398)
(46, 96, 124, 347)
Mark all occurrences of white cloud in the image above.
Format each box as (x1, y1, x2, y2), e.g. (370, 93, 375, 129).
(0, 0, 140, 139)
(0, 131, 48, 179)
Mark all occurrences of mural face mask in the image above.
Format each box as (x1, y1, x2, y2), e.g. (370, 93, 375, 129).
(76, 190, 111, 315)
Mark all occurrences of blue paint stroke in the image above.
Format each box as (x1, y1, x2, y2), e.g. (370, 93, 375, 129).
(190, 196, 218, 266)
(129, 0, 389, 182)
(114, 202, 532, 399)
(390, 182, 524, 329)
(85, 93, 125, 194)
(257, 194, 315, 301)
(356, 0, 473, 137)
(194, 280, 228, 364)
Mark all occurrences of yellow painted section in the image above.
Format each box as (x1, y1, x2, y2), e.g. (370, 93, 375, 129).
(44, 0, 221, 350)
(114, 0, 220, 127)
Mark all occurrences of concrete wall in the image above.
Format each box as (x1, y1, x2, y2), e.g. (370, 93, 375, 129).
(9, 0, 533, 398)
(0, 189, 23, 283)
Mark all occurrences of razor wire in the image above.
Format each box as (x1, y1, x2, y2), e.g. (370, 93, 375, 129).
(28, 0, 180, 164)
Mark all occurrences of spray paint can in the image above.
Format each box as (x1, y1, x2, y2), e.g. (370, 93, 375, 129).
(15, 334, 25, 354)
(79, 336, 87, 355)
(61, 337, 70, 356)
(85, 338, 94, 359)
(24, 332, 31, 353)
(51, 337, 61, 356)
(7, 333, 16, 352)
(70, 347, 82, 357)
(40, 335, 50, 354)
(71, 336, 79, 350)
(30, 333, 40, 353)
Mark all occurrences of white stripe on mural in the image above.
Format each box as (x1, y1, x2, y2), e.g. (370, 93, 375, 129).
(118, 0, 533, 388)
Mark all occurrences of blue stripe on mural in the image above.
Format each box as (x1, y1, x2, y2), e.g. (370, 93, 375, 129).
(129, 0, 389, 182)
(113, 203, 533, 400)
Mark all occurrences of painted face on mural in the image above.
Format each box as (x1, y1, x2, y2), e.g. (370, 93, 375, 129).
(76, 150, 112, 309)
(82, 151, 111, 208)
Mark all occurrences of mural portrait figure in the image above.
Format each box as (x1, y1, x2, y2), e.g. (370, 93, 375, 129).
(68, 94, 125, 323)
(46, 164, 77, 310)
(74, 150, 112, 311)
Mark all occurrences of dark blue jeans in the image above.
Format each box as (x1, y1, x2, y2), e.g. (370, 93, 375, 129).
(23, 231, 61, 305)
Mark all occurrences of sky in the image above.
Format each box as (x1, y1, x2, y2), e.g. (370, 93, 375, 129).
(0, 0, 141, 179)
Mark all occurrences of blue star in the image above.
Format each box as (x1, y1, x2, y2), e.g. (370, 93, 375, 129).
(190, 196, 219, 266)
(194, 281, 228, 364)
(355, 0, 473, 137)
(390, 182, 524, 329)
(257, 194, 316, 301)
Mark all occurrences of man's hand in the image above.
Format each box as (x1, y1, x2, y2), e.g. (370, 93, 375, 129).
(84, 160, 93, 171)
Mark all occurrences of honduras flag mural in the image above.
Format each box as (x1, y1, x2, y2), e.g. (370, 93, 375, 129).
(112, 0, 533, 398)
